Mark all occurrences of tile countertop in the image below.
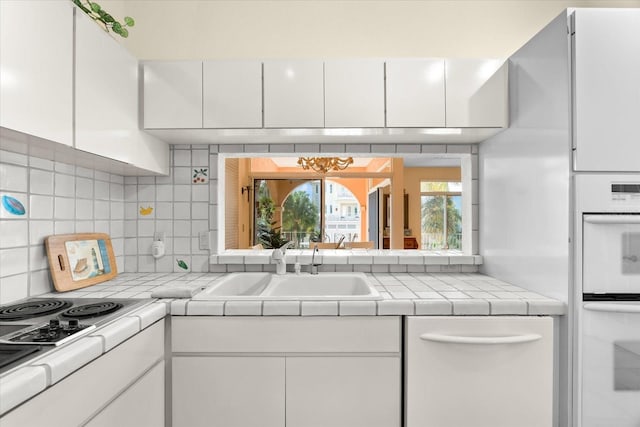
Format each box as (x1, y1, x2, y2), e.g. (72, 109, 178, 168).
(1, 271, 565, 415)
(0, 301, 167, 416)
(38, 272, 566, 317)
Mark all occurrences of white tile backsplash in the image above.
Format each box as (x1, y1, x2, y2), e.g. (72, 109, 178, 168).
(54, 197, 75, 220)
(30, 169, 54, 195)
(29, 195, 53, 219)
(0, 220, 28, 248)
(0, 163, 28, 192)
(0, 273, 29, 304)
(0, 247, 29, 277)
(54, 173, 75, 197)
(75, 177, 94, 199)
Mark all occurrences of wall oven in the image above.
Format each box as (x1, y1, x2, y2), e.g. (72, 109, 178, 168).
(576, 175, 640, 427)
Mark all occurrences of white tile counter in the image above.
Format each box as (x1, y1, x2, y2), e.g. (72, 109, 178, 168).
(38, 271, 565, 316)
(2, 271, 564, 416)
(0, 301, 168, 416)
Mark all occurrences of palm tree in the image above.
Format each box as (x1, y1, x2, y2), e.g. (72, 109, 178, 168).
(421, 195, 461, 249)
(282, 191, 319, 247)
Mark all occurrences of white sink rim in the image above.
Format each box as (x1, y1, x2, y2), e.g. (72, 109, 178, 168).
(193, 272, 382, 301)
(192, 272, 272, 299)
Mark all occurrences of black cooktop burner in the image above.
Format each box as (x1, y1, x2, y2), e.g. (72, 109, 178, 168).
(60, 302, 123, 319)
(0, 300, 72, 321)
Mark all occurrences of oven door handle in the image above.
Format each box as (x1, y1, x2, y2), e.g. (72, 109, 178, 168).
(419, 333, 541, 345)
(583, 215, 640, 224)
(584, 303, 640, 314)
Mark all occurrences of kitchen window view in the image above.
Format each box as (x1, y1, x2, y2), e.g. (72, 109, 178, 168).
(224, 156, 468, 251)
(254, 179, 363, 249)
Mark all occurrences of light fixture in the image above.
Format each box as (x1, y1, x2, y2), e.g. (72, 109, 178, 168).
(297, 157, 354, 173)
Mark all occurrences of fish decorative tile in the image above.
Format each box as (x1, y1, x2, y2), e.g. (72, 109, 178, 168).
(192, 168, 208, 184)
(1, 193, 27, 218)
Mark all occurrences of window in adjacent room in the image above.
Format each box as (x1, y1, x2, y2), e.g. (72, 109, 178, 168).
(420, 181, 462, 250)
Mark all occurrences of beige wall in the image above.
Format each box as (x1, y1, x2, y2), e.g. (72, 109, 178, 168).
(101, 0, 639, 60)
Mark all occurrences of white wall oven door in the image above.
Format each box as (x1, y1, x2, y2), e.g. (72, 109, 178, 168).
(581, 302, 640, 427)
(583, 214, 640, 295)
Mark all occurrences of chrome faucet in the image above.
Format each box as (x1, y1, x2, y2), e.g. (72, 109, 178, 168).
(272, 241, 295, 275)
(310, 244, 321, 275)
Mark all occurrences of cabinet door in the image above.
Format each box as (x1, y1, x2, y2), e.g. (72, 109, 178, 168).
(386, 59, 445, 127)
(406, 316, 553, 427)
(573, 9, 640, 172)
(143, 61, 202, 129)
(0, 0, 73, 146)
(75, 10, 136, 164)
(445, 58, 507, 128)
(86, 361, 164, 427)
(203, 60, 262, 128)
(286, 356, 401, 427)
(172, 356, 285, 427)
(324, 60, 385, 127)
(264, 60, 324, 128)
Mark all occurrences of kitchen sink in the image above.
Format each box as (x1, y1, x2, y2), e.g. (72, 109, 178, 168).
(193, 272, 381, 300)
(194, 272, 272, 297)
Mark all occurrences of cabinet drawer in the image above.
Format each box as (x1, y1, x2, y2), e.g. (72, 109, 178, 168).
(172, 316, 400, 353)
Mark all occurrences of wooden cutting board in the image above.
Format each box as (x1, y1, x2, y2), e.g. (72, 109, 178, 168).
(45, 233, 118, 292)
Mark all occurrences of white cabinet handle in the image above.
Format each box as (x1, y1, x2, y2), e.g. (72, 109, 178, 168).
(583, 215, 640, 224)
(419, 333, 541, 345)
(584, 303, 640, 314)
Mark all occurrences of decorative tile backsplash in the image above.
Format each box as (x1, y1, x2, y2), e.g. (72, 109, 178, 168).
(0, 150, 125, 304)
(0, 143, 480, 304)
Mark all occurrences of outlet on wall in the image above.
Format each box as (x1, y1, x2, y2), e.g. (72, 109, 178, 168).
(199, 231, 211, 250)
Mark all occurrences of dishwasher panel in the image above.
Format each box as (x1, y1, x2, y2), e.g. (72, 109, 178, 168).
(405, 316, 554, 427)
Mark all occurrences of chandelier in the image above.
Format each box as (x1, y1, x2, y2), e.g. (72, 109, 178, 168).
(297, 157, 354, 173)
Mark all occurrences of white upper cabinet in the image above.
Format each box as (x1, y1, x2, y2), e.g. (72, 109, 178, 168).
(263, 60, 324, 128)
(572, 9, 640, 172)
(76, 12, 168, 175)
(386, 59, 446, 127)
(445, 58, 508, 128)
(0, 0, 73, 146)
(203, 61, 262, 128)
(75, 10, 136, 165)
(324, 59, 385, 128)
(144, 61, 203, 129)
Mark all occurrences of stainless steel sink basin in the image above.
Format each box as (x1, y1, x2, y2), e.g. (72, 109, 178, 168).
(193, 272, 381, 300)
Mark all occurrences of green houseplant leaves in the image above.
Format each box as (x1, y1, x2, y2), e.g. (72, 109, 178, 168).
(72, 0, 135, 38)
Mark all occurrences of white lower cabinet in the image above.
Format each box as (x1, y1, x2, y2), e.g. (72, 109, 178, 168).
(405, 316, 553, 427)
(173, 356, 285, 427)
(171, 316, 401, 427)
(86, 360, 165, 427)
(0, 320, 165, 427)
(286, 356, 400, 427)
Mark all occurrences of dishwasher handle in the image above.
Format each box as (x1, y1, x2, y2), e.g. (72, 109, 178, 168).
(583, 215, 640, 224)
(419, 333, 542, 345)
(584, 303, 640, 314)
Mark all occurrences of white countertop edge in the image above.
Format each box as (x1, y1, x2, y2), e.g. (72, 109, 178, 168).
(0, 365, 48, 416)
(210, 252, 484, 265)
(168, 298, 566, 317)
